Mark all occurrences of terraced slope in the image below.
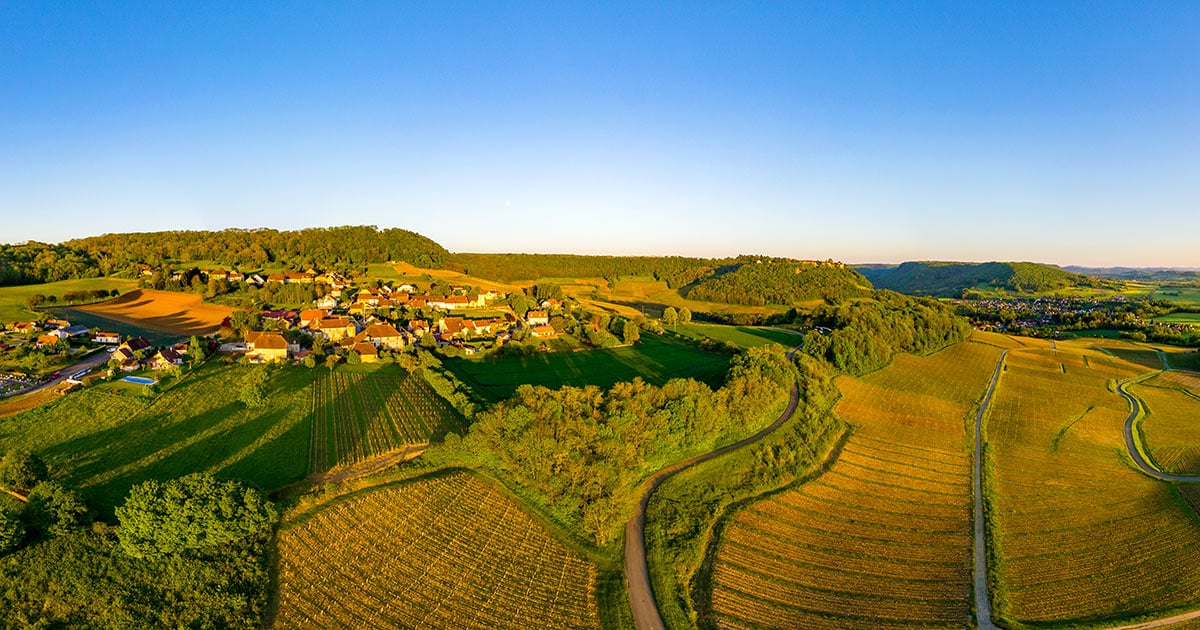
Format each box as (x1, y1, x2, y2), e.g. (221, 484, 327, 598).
(987, 341, 1200, 625)
(273, 472, 601, 629)
(708, 340, 1002, 628)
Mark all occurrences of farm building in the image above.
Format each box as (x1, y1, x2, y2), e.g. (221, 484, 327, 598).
(363, 323, 406, 349)
(245, 332, 292, 363)
(352, 341, 379, 363)
(527, 310, 550, 327)
(312, 317, 356, 341)
(92, 331, 121, 344)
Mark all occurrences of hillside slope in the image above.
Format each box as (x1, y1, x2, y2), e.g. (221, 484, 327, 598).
(859, 261, 1091, 297)
(687, 261, 873, 305)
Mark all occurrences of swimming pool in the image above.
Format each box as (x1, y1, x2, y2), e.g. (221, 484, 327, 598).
(121, 376, 157, 386)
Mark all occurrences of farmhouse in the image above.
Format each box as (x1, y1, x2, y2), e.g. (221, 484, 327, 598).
(53, 324, 90, 339)
(352, 341, 379, 363)
(316, 295, 339, 310)
(527, 310, 550, 327)
(36, 334, 59, 348)
(149, 348, 184, 370)
(312, 317, 356, 341)
(299, 309, 327, 328)
(362, 323, 406, 349)
(119, 337, 153, 354)
(245, 331, 292, 363)
(531, 325, 556, 338)
(92, 331, 121, 344)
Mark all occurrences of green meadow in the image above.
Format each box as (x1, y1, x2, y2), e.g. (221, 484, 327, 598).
(443, 334, 731, 401)
(0, 277, 138, 322)
(669, 323, 800, 350)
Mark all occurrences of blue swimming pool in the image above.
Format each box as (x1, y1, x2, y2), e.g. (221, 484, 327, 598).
(121, 376, 157, 386)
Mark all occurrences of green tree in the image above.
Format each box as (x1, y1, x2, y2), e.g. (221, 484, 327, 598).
(115, 473, 277, 558)
(0, 510, 23, 553)
(679, 307, 692, 324)
(662, 307, 678, 326)
(24, 294, 46, 309)
(303, 355, 316, 368)
(325, 353, 340, 371)
(188, 336, 207, 363)
(228, 311, 261, 334)
(24, 481, 90, 537)
(0, 451, 49, 494)
(237, 368, 268, 409)
(622, 320, 640, 344)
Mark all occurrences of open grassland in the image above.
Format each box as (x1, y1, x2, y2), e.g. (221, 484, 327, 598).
(443, 334, 730, 401)
(605, 276, 791, 319)
(273, 472, 601, 630)
(1151, 287, 1200, 308)
(670, 324, 798, 350)
(986, 340, 1200, 625)
(0, 277, 138, 322)
(1158, 346, 1200, 372)
(78, 288, 234, 336)
(971, 330, 1029, 349)
(309, 366, 464, 472)
(1132, 373, 1200, 475)
(0, 363, 314, 514)
(708, 340, 1002, 628)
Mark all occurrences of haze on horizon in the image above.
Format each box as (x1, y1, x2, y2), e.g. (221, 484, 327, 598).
(1, 2, 1197, 268)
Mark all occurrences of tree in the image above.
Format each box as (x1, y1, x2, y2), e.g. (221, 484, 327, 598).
(0, 451, 49, 494)
(302, 355, 316, 368)
(662, 307, 678, 326)
(24, 481, 90, 536)
(622, 320, 640, 345)
(115, 473, 277, 558)
(679, 307, 692, 324)
(237, 368, 268, 409)
(325, 353, 340, 371)
(0, 510, 23, 554)
(24, 294, 46, 309)
(228, 310, 261, 334)
(188, 336, 207, 363)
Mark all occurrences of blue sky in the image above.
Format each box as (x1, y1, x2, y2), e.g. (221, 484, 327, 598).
(1, 2, 1197, 266)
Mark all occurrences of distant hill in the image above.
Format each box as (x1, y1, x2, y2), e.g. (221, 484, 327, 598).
(1064, 266, 1200, 282)
(858, 261, 1092, 297)
(687, 260, 873, 306)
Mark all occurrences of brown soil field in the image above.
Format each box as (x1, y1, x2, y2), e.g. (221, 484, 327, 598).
(78, 289, 234, 336)
(391, 262, 521, 293)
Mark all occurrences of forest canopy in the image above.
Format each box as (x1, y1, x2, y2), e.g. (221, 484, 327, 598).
(687, 261, 874, 306)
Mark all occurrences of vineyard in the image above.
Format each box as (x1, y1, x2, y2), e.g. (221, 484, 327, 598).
(1132, 373, 1200, 474)
(309, 366, 465, 471)
(708, 340, 1002, 628)
(273, 472, 602, 629)
(986, 341, 1200, 624)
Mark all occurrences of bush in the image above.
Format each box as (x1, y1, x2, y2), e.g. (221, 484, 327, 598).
(0, 511, 23, 553)
(24, 482, 91, 537)
(0, 452, 49, 494)
(115, 474, 277, 558)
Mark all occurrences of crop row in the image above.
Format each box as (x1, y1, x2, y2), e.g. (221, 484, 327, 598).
(275, 473, 600, 629)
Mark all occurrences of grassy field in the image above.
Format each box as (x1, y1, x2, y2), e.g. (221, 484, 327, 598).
(1131, 373, 1200, 475)
(273, 471, 602, 629)
(707, 339, 1002, 628)
(1088, 338, 1166, 370)
(0, 277, 139, 322)
(670, 323, 799, 350)
(0, 362, 315, 515)
(443, 334, 731, 401)
(1154, 312, 1200, 324)
(78, 289, 234, 337)
(985, 340, 1200, 625)
(1151, 287, 1200, 308)
(309, 365, 465, 472)
(51, 306, 183, 345)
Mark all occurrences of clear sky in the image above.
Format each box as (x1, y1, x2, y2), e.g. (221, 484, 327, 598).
(1, 2, 1197, 266)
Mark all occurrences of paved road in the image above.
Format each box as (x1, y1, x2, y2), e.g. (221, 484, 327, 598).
(1117, 379, 1200, 483)
(5, 348, 111, 398)
(625, 344, 802, 630)
(973, 350, 1007, 630)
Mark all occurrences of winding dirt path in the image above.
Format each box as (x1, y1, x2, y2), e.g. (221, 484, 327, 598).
(974, 350, 1007, 630)
(624, 343, 802, 630)
(1117, 378, 1200, 483)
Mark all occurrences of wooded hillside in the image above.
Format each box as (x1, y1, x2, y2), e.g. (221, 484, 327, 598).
(687, 261, 873, 305)
(859, 261, 1093, 296)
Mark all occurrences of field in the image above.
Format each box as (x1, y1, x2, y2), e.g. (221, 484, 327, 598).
(0, 277, 139, 322)
(1161, 348, 1200, 372)
(1131, 373, 1200, 475)
(1154, 312, 1200, 325)
(707, 339, 1003, 628)
(985, 340, 1200, 625)
(273, 472, 602, 629)
(77, 288, 234, 337)
(1151, 287, 1200, 308)
(309, 365, 465, 472)
(0, 363, 315, 514)
(1088, 338, 1166, 370)
(443, 334, 731, 401)
(670, 324, 799, 350)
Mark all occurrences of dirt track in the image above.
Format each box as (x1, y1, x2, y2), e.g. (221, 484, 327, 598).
(624, 341, 802, 630)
